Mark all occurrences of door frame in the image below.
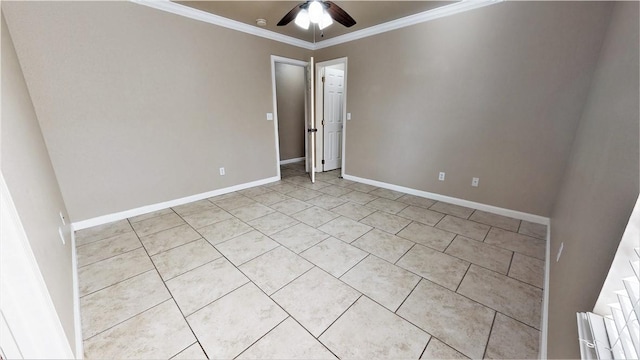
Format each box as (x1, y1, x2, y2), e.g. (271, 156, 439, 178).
(315, 57, 348, 177)
(270, 55, 309, 179)
(0, 174, 75, 359)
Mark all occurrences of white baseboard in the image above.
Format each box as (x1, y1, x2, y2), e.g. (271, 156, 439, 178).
(72, 176, 280, 230)
(280, 157, 305, 165)
(70, 230, 84, 359)
(343, 172, 552, 357)
(342, 174, 550, 225)
(540, 224, 551, 359)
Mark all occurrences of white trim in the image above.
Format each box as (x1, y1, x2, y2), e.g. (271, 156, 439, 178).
(131, 0, 314, 50)
(594, 195, 640, 314)
(314, 0, 502, 50)
(72, 176, 279, 230)
(280, 157, 305, 165)
(0, 175, 74, 359)
(131, 0, 502, 51)
(342, 174, 550, 225)
(540, 223, 551, 359)
(70, 229, 84, 359)
(315, 58, 348, 176)
(271, 56, 309, 180)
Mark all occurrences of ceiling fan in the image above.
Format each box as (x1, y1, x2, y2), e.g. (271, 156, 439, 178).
(277, 1, 356, 30)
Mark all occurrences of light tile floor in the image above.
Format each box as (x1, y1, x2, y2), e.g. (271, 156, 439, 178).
(75, 162, 547, 359)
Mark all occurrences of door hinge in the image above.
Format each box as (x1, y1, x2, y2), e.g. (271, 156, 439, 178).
(322, 76, 325, 83)
(322, 120, 325, 126)
(322, 160, 325, 164)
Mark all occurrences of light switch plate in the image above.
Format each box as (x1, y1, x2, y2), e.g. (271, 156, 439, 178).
(346, 113, 351, 120)
(266, 113, 273, 121)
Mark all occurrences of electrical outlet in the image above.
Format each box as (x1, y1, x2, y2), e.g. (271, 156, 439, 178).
(472, 177, 479, 187)
(556, 242, 564, 262)
(219, 167, 225, 176)
(58, 227, 65, 245)
(438, 172, 445, 181)
(59, 211, 66, 225)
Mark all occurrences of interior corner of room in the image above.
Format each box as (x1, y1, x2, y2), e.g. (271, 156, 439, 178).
(1, 1, 638, 359)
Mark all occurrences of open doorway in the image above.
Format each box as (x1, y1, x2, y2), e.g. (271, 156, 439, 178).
(271, 56, 347, 183)
(316, 58, 348, 180)
(270, 56, 308, 180)
(274, 62, 306, 178)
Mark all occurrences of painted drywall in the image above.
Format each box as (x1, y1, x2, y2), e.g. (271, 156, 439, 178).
(2, 1, 310, 222)
(275, 63, 305, 161)
(315, 1, 613, 216)
(1, 12, 76, 354)
(546, 2, 640, 358)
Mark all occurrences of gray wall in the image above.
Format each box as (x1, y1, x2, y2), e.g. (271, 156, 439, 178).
(547, 2, 640, 358)
(1, 12, 76, 354)
(316, 1, 613, 216)
(275, 63, 305, 161)
(2, 1, 310, 222)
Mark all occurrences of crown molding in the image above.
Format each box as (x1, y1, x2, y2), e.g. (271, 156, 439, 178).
(131, 0, 315, 50)
(131, 0, 502, 51)
(313, 0, 503, 50)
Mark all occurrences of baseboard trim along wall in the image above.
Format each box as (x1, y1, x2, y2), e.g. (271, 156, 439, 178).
(342, 174, 550, 225)
(70, 230, 84, 359)
(279, 157, 305, 165)
(539, 224, 552, 359)
(71, 171, 551, 356)
(343, 173, 551, 358)
(72, 176, 280, 230)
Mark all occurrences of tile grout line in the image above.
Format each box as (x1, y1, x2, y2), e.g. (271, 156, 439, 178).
(506, 251, 515, 275)
(159, 254, 223, 282)
(393, 274, 422, 313)
(125, 217, 209, 360)
(337, 253, 372, 281)
(228, 263, 341, 358)
(145, 235, 206, 260)
(78, 267, 156, 299)
(81, 298, 173, 343)
(454, 263, 472, 293)
(80, 169, 542, 358)
(441, 234, 458, 253)
(450, 268, 544, 331)
(482, 311, 498, 359)
(181, 190, 354, 353)
(316, 294, 364, 340)
(74, 228, 136, 249)
(419, 336, 432, 359)
(394, 242, 417, 266)
(232, 316, 291, 359)
(77, 242, 143, 269)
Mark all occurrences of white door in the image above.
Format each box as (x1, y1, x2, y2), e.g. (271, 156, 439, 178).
(322, 68, 345, 171)
(306, 57, 316, 183)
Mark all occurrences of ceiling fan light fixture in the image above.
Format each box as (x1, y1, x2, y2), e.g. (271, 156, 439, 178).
(318, 11, 333, 30)
(308, 1, 324, 24)
(294, 9, 310, 29)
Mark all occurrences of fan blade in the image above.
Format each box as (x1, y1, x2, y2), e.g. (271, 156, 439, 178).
(277, 2, 307, 26)
(324, 1, 356, 27)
